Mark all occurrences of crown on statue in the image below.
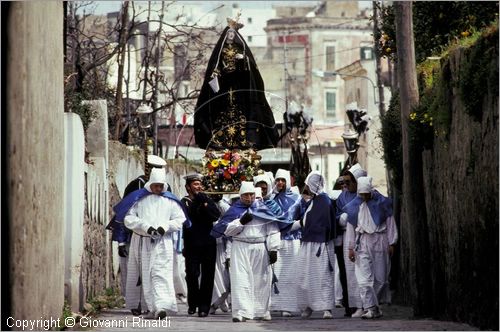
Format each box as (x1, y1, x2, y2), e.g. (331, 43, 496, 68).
(202, 148, 261, 193)
(226, 10, 244, 30)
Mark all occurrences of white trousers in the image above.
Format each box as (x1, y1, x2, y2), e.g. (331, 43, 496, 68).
(354, 232, 389, 309)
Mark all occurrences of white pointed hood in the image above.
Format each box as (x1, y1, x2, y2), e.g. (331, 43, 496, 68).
(145, 168, 168, 193)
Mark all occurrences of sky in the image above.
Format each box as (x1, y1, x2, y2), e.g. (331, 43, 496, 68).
(93, 1, 373, 15)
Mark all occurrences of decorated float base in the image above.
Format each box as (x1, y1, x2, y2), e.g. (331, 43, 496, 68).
(202, 149, 262, 193)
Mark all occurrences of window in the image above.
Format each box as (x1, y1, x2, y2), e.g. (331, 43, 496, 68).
(248, 36, 253, 43)
(324, 43, 336, 71)
(325, 89, 337, 118)
(247, 17, 252, 24)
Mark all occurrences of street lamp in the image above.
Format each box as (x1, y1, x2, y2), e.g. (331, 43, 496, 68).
(136, 103, 154, 168)
(312, 69, 378, 104)
(342, 128, 359, 168)
(136, 103, 154, 129)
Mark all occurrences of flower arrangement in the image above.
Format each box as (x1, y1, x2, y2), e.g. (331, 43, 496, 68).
(202, 149, 262, 193)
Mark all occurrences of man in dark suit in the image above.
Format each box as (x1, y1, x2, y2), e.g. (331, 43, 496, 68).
(181, 174, 221, 317)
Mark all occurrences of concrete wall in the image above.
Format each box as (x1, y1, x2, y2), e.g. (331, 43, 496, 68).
(81, 101, 112, 300)
(6, 1, 65, 321)
(64, 113, 86, 312)
(81, 157, 110, 301)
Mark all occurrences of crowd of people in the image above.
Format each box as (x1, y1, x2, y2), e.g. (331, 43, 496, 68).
(107, 155, 398, 322)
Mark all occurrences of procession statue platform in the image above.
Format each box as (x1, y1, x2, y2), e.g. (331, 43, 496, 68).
(201, 148, 262, 193)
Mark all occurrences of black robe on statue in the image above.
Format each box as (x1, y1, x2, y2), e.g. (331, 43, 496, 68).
(194, 26, 279, 151)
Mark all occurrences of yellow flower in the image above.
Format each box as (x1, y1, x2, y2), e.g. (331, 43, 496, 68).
(461, 31, 470, 37)
(220, 159, 230, 167)
(211, 159, 219, 167)
(410, 112, 417, 121)
(385, 47, 391, 53)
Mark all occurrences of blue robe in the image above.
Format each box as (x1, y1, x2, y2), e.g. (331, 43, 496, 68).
(336, 190, 357, 220)
(274, 190, 302, 240)
(210, 199, 294, 239)
(342, 190, 393, 228)
(108, 189, 192, 243)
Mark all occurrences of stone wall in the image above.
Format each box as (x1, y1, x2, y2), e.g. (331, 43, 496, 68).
(6, 2, 65, 321)
(398, 30, 498, 330)
(421, 43, 498, 329)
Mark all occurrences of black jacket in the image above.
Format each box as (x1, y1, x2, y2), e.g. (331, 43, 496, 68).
(181, 194, 221, 248)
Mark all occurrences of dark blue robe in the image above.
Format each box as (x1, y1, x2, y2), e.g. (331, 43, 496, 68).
(300, 192, 336, 243)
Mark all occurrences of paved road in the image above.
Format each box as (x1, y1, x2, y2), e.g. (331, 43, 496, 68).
(84, 302, 477, 331)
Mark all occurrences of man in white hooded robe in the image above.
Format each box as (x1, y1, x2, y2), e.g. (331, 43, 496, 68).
(343, 176, 398, 319)
(220, 182, 281, 322)
(124, 168, 187, 319)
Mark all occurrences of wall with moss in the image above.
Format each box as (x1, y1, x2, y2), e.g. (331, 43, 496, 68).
(420, 27, 498, 330)
(383, 27, 498, 330)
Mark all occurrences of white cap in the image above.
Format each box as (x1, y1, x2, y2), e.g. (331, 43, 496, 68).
(348, 163, 367, 181)
(357, 176, 373, 194)
(254, 187, 263, 199)
(145, 168, 167, 192)
(239, 181, 256, 195)
(147, 155, 167, 167)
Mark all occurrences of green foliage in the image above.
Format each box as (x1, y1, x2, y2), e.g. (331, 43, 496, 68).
(64, 66, 116, 133)
(412, 57, 453, 144)
(376, 1, 498, 63)
(373, 3, 397, 60)
(65, 91, 97, 131)
(380, 92, 403, 192)
(59, 300, 72, 330)
(84, 287, 125, 315)
(407, 21, 498, 151)
(459, 25, 499, 121)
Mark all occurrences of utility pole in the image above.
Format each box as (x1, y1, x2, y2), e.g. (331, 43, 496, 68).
(142, 2, 151, 101)
(283, 30, 289, 115)
(114, 1, 130, 140)
(372, 0, 386, 117)
(152, 1, 165, 156)
(394, 0, 432, 317)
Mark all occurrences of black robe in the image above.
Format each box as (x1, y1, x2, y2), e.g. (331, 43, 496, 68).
(194, 27, 279, 151)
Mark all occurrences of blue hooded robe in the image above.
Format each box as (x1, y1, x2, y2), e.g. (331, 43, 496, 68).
(210, 199, 294, 239)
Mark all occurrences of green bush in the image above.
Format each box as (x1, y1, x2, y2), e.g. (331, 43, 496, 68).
(380, 92, 403, 192)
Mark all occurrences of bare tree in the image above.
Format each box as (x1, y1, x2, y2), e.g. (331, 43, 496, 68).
(65, 1, 219, 142)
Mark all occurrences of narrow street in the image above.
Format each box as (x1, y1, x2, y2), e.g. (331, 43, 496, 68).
(87, 302, 477, 331)
(3, 2, 498, 331)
